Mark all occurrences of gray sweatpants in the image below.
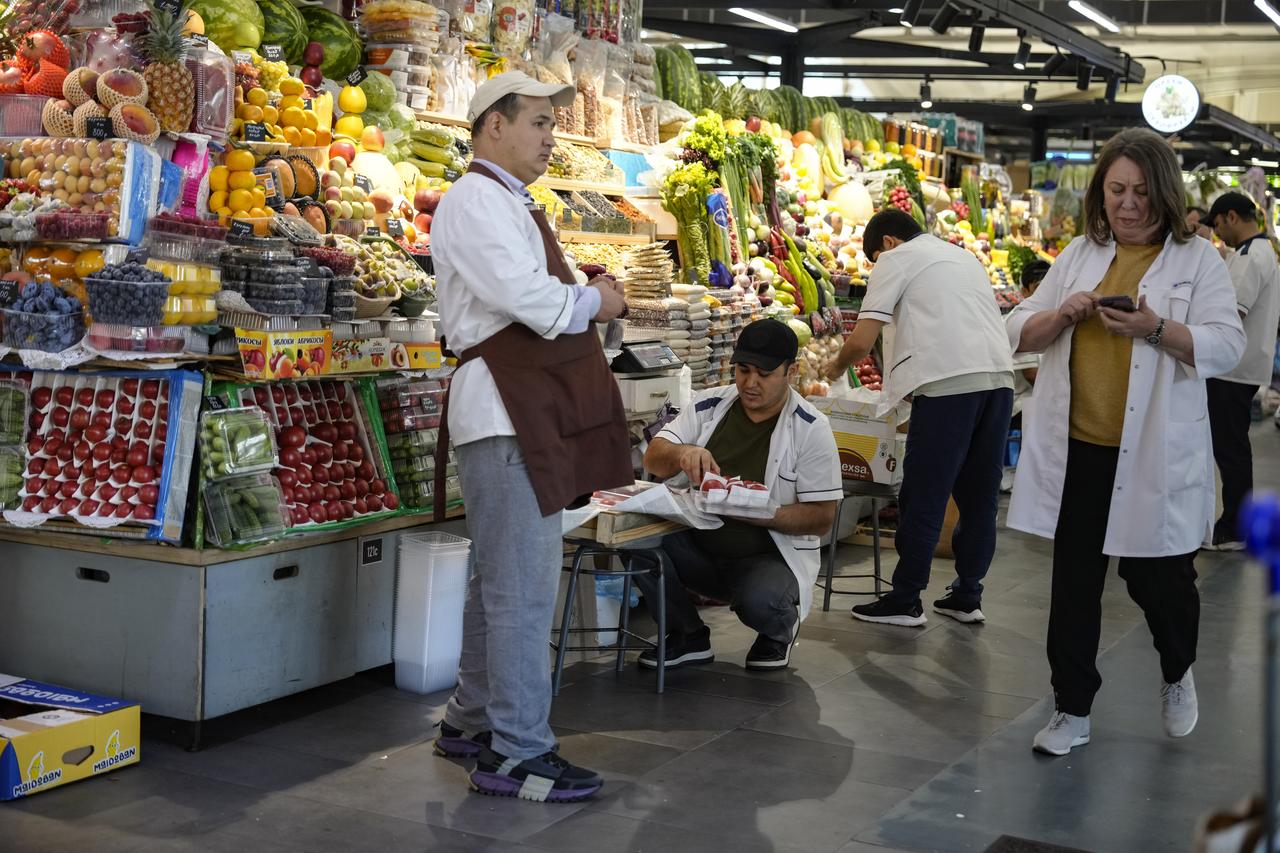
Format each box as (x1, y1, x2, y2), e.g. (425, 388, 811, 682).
(443, 436, 562, 760)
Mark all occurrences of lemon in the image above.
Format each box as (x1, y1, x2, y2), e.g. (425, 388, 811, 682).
(302, 110, 318, 131)
(249, 207, 270, 219)
(337, 85, 367, 114)
(228, 188, 254, 212)
(261, 105, 279, 125)
(278, 78, 304, 96)
(246, 87, 268, 108)
(334, 114, 364, 138)
(208, 165, 230, 191)
(228, 170, 256, 191)
(281, 106, 306, 128)
(225, 149, 255, 172)
(208, 190, 228, 212)
(279, 95, 303, 111)
(251, 187, 266, 209)
(239, 104, 263, 123)
(283, 126, 302, 146)
(299, 128, 317, 147)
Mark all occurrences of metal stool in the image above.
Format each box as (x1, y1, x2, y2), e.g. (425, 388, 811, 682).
(551, 539, 668, 695)
(821, 480, 899, 611)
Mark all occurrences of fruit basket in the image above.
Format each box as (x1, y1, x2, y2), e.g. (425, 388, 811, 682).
(3, 308, 85, 352)
(85, 278, 171, 325)
(200, 407, 278, 481)
(86, 323, 187, 353)
(355, 288, 399, 319)
(203, 473, 290, 547)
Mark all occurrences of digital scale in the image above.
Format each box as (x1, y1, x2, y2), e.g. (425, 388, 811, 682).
(609, 340, 684, 415)
(609, 340, 683, 374)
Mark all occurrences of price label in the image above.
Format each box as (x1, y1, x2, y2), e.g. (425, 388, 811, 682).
(244, 122, 268, 142)
(353, 174, 372, 193)
(346, 66, 368, 86)
(185, 34, 209, 48)
(125, 248, 150, 265)
(0, 278, 20, 306)
(231, 50, 253, 66)
(262, 44, 284, 62)
(443, 168, 460, 182)
(155, 0, 180, 14)
(303, 98, 313, 110)
(386, 218, 404, 238)
(229, 219, 254, 237)
(253, 166, 284, 209)
(85, 116, 114, 140)
(365, 225, 382, 238)
(203, 394, 228, 411)
(361, 537, 384, 566)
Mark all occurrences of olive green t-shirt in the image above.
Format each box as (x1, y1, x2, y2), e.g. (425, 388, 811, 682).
(692, 400, 780, 559)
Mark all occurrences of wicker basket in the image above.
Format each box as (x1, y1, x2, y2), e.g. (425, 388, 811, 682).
(355, 288, 399, 318)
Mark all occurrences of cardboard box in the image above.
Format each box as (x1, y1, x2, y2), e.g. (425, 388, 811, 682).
(812, 395, 908, 485)
(0, 675, 139, 800)
(331, 337, 391, 373)
(236, 329, 332, 379)
(393, 342, 443, 371)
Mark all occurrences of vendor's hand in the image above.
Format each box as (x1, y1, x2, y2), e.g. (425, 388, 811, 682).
(590, 277, 626, 322)
(1099, 294, 1161, 339)
(824, 360, 846, 383)
(1057, 291, 1099, 325)
(678, 445, 720, 485)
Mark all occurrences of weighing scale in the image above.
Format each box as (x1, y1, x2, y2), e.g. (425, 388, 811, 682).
(610, 340, 683, 374)
(609, 340, 684, 416)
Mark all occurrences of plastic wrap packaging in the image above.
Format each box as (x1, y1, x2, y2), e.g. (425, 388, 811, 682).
(430, 46, 476, 117)
(574, 37, 608, 139)
(602, 42, 630, 139)
(186, 43, 234, 137)
(65, 29, 138, 73)
(492, 0, 535, 57)
(456, 0, 493, 40)
(536, 13, 580, 133)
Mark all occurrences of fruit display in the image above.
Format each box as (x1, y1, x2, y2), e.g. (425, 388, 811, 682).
(84, 260, 171, 325)
(336, 234, 430, 300)
(189, 0, 264, 56)
(319, 155, 376, 234)
(297, 6, 361, 80)
(203, 473, 288, 546)
(3, 280, 85, 352)
(206, 147, 274, 233)
(378, 377, 459, 513)
(200, 406, 276, 480)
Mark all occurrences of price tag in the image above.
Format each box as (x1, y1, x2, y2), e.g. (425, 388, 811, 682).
(244, 122, 268, 142)
(353, 174, 372, 193)
(154, 0, 180, 14)
(85, 116, 114, 140)
(361, 537, 384, 566)
(229, 219, 254, 237)
(125, 248, 150, 265)
(443, 168, 460, 182)
(262, 44, 284, 62)
(0, 278, 20, 306)
(303, 98, 313, 111)
(386, 218, 404, 238)
(185, 34, 209, 48)
(346, 66, 368, 86)
(203, 395, 228, 411)
(365, 225, 382, 238)
(232, 50, 253, 66)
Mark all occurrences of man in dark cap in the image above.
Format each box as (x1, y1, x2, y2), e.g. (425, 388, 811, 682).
(634, 319, 842, 671)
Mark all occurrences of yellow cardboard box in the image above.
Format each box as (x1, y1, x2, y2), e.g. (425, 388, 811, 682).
(0, 675, 140, 800)
(236, 329, 332, 379)
(391, 342, 443, 371)
(331, 337, 392, 373)
(810, 394, 909, 485)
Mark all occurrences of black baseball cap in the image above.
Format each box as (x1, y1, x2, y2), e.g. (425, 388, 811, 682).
(1204, 192, 1257, 226)
(730, 319, 799, 371)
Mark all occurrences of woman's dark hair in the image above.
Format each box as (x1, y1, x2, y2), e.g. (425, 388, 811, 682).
(862, 208, 923, 259)
(1021, 259, 1051, 292)
(1084, 128, 1195, 246)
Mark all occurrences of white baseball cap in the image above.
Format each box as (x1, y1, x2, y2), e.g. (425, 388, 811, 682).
(466, 71, 575, 124)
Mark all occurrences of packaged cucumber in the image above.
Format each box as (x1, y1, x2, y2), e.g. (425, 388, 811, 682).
(0, 380, 30, 447)
(203, 473, 290, 547)
(0, 446, 22, 509)
(200, 406, 278, 481)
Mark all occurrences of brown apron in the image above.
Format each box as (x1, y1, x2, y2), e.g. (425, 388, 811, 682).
(432, 162, 632, 520)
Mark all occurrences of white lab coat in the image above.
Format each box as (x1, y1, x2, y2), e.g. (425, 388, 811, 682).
(1005, 234, 1245, 557)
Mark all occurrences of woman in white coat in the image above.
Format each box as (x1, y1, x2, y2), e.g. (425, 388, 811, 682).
(1006, 129, 1245, 757)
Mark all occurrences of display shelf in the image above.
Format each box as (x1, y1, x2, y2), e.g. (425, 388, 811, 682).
(601, 140, 651, 155)
(944, 147, 985, 161)
(536, 176, 628, 195)
(559, 231, 653, 246)
(415, 109, 602, 147)
(0, 506, 466, 567)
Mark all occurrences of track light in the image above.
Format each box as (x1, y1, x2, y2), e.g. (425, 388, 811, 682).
(900, 0, 923, 28)
(1104, 74, 1119, 102)
(1258, 0, 1280, 29)
(1068, 0, 1121, 33)
(1042, 51, 1067, 77)
(968, 24, 985, 52)
(1012, 40, 1031, 70)
(1077, 61, 1094, 90)
(929, 2, 960, 34)
(728, 8, 799, 33)
(920, 79, 933, 110)
(1022, 84, 1036, 111)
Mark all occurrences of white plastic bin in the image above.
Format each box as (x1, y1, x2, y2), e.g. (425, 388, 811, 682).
(393, 531, 472, 694)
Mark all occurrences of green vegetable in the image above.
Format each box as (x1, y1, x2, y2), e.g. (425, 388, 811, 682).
(662, 162, 717, 285)
(683, 110, 728, 166)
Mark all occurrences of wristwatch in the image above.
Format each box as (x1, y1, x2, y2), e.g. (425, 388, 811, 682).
(1145, 317, 1167, 347)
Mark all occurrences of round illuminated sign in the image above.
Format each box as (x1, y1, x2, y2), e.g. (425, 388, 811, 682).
(1142, 74, 1200, 133)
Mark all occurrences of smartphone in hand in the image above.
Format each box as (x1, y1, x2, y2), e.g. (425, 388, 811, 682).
(1098, 295, 1137, 312)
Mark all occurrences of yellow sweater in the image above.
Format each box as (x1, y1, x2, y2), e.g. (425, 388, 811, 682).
(1069, 243, 1162, 446)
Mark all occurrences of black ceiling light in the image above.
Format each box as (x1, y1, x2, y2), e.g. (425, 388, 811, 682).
(1104, 74, 1119, 102)
(920, 78, 933, 109)
(900, 0, 923, 28)
(968, 23, 985, 52)
(929, 2, 960, 34)
(1077, 61, 1094, 90)
(1012, 37, 1031, 70)
(1022, 83, 1037, 111)
(1042, 51, 1067, 77)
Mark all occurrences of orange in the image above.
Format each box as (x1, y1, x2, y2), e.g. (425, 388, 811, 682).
(281, 106, 306, 128)
(208, 190, 228, 212)
(228, 188, 254, 212)
(283, 126, 302, 146)
(299, 128, 317, 147)
(207, 165, 229, 192)
(246, 87, 268, 107)
(250, 187, 266, 209)
(73, 249, 105, 279)
(261, 105, 279, 125)
(228, 170, 256, 191)
(302, 110, 318, 131)
(224, 149, 255, 172)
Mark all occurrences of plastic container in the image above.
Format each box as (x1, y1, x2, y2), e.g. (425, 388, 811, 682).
(245, 297, 304, 316)
(0, 445, 22, 510)
(297, 247, 356, 276)
(328, 291, 357, 309)
(86, 322, 187, 353)
(247, 265, 303, 285)
(35, 212, 111, 241)
(288, 146, 329, 172)
(200, 407, 277, 481)
(378, 380, 445, 411)
(386, 427, 439, 457)
(162, 295, 217, 324)
(404, 85, 432, 111)
(0, 380, 31, 446)
(382, 408, 440, 433)
(0, 95, 50, 135)
(2, 308, 85, 352)
(203, 473, 289, 546)
(365, 42, 434, 66)
(144, 231, 223, 264)
(85, 278, 169, 325)
(246, 282, 305, 300)
(393, 531, 472, 694)
(398, 476, 462, 510)
(300, 278, 327, 313)
(330, 306, 357, 321)
(366, 65, 409, 88)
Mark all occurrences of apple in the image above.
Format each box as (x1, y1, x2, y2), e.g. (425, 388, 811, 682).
(29, 411, 44, 431)
(331, 442, 349, 462)
(94, 463, 111, 482)
(134, 504, 155, 521)
(366, 494, 383, 512)
(97, 483, 117, 501)
(140, 400, 156, 420)
(31, 387, 51, 409)
(302, 448, 317, 466)
(134, 422, 152, 440)
(81, 498, 100, 516)
(75, 387, 93, 406)
(110, 449, 126, 465)
(140, 379, 160, 400)
(74, 442, 92, 462)
(22, 495, 41, 512)
(79, 481, 96, 498)
(370, 479, 386, 495)
(354, 496, 368, 514)
(116, 396, 134, 416)
(340, 502, 353, 519)
(277, 469, 298, 489)
(339, 481, 357, 501)
(111, 466, 131, 485)
(96, 389, 115, 409)
(295, 466, 313, 486)
(70, 409, 90, 430)
(746, 115, 762, 133)
(59, 497, 81, 515)
(55, 387, 73, 407)
(313, 444, 332, 465)
(156, 424, 167, 442)
(329, 139, 357, 163)
(382, 493, 400, 510)
(115, 416, 132, 435)
(126, 448, 147, 467)
(312, 464, 329, 485)
(325, 502, 343, 522)
(40, 495, 60, 513)
(114, 503, 133, 519)
(323, 484, 341, 502)
(308, 503, 327, 524)
(121, 378, 139, 396)
(25, 459, 42, 476)
(96, 501, 116, 518)
(139, 484, 159, 506)
(119, 485, 139, 503)
(59, 481, 78, 499)
(133, 466, 156, 484)
(50, 407, 69, 428)
(290, 506, 309, 525)
(27, 436, 44, 456)
(42, 457, 61, 477)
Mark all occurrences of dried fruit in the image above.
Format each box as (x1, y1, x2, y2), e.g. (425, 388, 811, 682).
(109, 102, 161, 144)
(97, 68, 149, 110)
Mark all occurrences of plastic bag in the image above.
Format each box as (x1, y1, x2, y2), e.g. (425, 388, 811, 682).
(492, 0, 535, 57)
(456, 0, 492, 40)
(574, 37, 608, 138)
(538, 12, 578, 84)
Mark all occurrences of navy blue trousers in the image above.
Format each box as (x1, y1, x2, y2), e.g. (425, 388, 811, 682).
(886, 387, 1014, 603)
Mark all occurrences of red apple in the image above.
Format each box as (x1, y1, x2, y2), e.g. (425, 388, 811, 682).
(40, 496, 60, 513)
(313, 444, 332, 465)
(91, 444, 111, 462)
(111, 466, 131, 485)
(121, 378, 139, 396)
(134, 422, 152, 440)
(50, 407, 69, 427)
(116, 396, 134, 416)
(139, 400, 156, 420)
(96, 501, 116, 517)
(329, 139, 357, 163)
(73, 442, 92, 462)
(55, 387, 73, 407)
(296, 466, 313, 486)
(26, 458, 43, 476)
(140, 379, 160, 400)
(97, 483, 117, 501)
(80, 498, 99, 516)
(58, 481, 78, 499)
(79, 480, 96, 498)
(308, 503, 327, 524)
(96, 389, 115, 409)
(382, 493, 399, 510)
(94, 463, 111, 482)
(70, 409, 90, 430)
(354, 496, 368, 514)
(31, 387, 51, 409)
(59, 497, 81, 515)
(114, 503, 133, 519)
(323, 484, 341, 502)
(134, 504, 155, 521)
(366, 494, 383, 512)
(22, 495, 41, 512)
(370, 479, 386, 495)
(414, 188, 442, 214)
(114, 416, 132, 434)
(139, 484, 158, 506)
(354, 478, 369, 497)
(339, 481, 356, 500)
(28, 411, 44, 431)
(302, 448, 317, 466)
(133, 466, 156, 484)
(331, 442, 349, 462)
(42, 457, 61, 477)
(110, 448, 126, 465)
(119, 485, 138, 503)
(325, 502, 343, 522)
(413, 212, 433, 235)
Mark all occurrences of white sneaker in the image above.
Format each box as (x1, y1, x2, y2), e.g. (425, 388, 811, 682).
(1162, 669, 1198, 738)
(1032, 711, 1091, 756)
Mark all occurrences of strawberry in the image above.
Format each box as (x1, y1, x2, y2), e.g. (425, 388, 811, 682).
(22, 60, 68, 98)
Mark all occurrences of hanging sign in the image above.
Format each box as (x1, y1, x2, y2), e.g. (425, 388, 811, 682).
(1141, 74, 1200, 134)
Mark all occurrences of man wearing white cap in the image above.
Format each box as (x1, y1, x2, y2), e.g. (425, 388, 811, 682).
(428, 72, 631, 802)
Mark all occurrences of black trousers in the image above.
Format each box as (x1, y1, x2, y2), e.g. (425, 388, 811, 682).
(1207, 378, 1259, 538)
(633, 530, 799, 644)
(1049, 439, 1200, 716)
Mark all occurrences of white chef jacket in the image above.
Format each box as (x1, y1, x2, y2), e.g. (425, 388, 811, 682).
(1221, 234, 1280, 386)
(656, 386, 843, 620)
(858, 234, 1014, 413)
(433, 165, 597, 446)
(1005, 234, 1246, 557)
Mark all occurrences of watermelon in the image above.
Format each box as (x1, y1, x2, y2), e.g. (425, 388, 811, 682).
(663, 44, 701, 112)
(192, 0, 264, 54)
(776, 85, 804, 132)
(258, 0, 308, 66)
(299, 6, 362, 80)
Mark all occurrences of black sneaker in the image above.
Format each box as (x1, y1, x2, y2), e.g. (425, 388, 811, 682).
(851, 597, 927, 627)
(745, 619, 799, 671)
(433, 721, 492, 758)
(932, 592, 986, 624)
(638, 627, 714, 670)
(469, 747, 602, 803)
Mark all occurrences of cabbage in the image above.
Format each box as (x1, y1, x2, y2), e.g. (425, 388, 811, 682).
(358, 72, 397, 114)
(786, 318, 812, 348)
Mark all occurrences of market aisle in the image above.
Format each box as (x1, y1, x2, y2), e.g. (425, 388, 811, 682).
(2, 423, 1277, 853)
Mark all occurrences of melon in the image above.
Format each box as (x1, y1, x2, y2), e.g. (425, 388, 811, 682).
(258, 0, 308, 66)
(192, 0, 264, 54)
(299, 6, 361, 80)
(358, 70, 395, 114)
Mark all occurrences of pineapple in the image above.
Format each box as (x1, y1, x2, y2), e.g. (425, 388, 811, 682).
(140, 0, 195, 134)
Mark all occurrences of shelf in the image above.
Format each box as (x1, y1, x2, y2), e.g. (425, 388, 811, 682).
(601, 141, 651, 155)
(536, 176, 628, 195)
(559, 231, 653, 246)
(944, 147, 985, 161)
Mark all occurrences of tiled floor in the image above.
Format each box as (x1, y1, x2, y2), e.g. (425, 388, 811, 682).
(4, 423, 1278, 853)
